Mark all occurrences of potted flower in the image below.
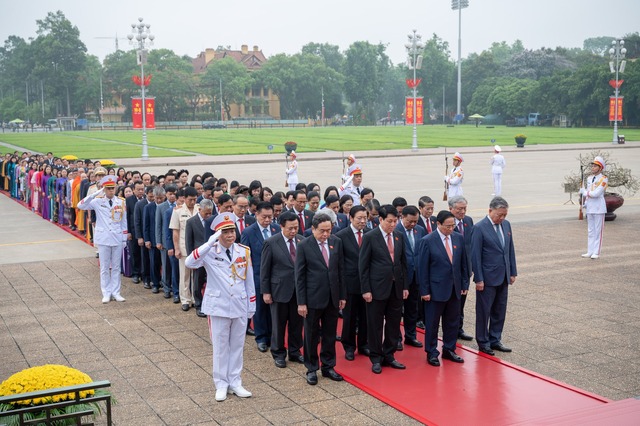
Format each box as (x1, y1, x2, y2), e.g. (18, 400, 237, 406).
(563, 150, 639, 221)
(514, 134, 527, 148)
(284, 141, 298, 154)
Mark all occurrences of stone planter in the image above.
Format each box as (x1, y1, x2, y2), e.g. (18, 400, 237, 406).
(604, 192, 624, 221)
(284, 142, 298, 154)
(515, 137, 526, 148)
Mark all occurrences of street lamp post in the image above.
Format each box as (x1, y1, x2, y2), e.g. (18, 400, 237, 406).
(609, 39, 626, 144)
(406, 29, 423, 152)
(127, 17, 154, 161)
(451, 0, 468, 124)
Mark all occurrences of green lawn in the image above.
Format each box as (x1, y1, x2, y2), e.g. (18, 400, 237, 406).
(0, 125, 636, 159)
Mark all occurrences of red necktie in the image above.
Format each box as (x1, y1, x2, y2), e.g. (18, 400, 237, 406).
(357, 230, 362, 247)
(321, 243, 329, 267)
(445, 236, 453, 263)
(289, 239, 296, 263)
(239, 218, 244, 232)
(298, 212, 305, 233)
(386, 233, 394, 262)
(426, 219, 432, 233)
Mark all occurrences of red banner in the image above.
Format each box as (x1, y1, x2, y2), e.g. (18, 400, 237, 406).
(609, 79, 624, 89)
(609, 96, 623, 121)
(145, 98, 155, 129)
(405, 97, 424, 125)
(406, 78, 422, 89)
(132, 98, 143, 129)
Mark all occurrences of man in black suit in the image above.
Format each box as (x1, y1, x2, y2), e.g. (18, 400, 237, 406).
(359, 204, 409, 374)
(143, 186, 165, 293)
(135, 186, 154, 288)
(417, 210, 468, 367)
(185, 199, 215, 317)
(126, 180, 145, 283)
(418, 196, 437, 234)
(295, 212, 346, 385)
(291, 190, 314, 235)
(261, 211, 304, 368)
(336, 205, 370, 361)
(449, 195, 474, 341)
(233, 195, 256, 240)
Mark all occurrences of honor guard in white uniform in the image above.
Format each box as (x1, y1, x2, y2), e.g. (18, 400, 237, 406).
(490, 145, 506, 196)
(77, 175, 128, 303)
(286, 151, 299, 191)
(445, 152, 464, 198)
(579, 156, 608, 259)
(339, 165, 364, 206)
(185, 212, 256, 402)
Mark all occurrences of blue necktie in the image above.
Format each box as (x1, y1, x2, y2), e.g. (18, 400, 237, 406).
(495, 224, 504, 247)
(262, 228, 269, 240)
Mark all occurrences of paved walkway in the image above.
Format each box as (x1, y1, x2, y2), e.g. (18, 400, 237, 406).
(1, 142, 639, 425)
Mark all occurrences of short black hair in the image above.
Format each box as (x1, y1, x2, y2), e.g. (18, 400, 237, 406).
(360, 187, 374, 199)
(402, 205, 419, 217)
(184, 186, 198, 197)
(255, 201, 273, 213)
(436, 210, 454, 224)
(378, 204, 398, 219)
(418, 196, 434, 207)
(349, 205, 367, 218)
(279, 210, 298, 226)
(218, 193, 232, 205)
(392, 197, 408, 208)
(270, 196, 283, 206)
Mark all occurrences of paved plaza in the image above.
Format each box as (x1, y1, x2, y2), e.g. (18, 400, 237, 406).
(0, 141, 639, 424)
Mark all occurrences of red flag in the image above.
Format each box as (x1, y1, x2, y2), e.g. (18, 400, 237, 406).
(131, 98, 142, 129)
(609, 96, 623, 121)
(609, 79, 624, 89)
(145, 98, 155, 129)
(406, 78, 422, 88)
(405, 97, 424, 125)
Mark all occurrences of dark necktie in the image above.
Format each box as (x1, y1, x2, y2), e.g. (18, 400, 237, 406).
(495, 224, 504, 247)
(457, 221, 464, 235)
(288, 239, 296, 263)
(298, 212, 305, 233)
(109, 199, 113, 207)
(357, 230, 362, 247)
(226, 248, 232, 261)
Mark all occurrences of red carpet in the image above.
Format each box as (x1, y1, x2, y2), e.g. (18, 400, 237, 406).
(334, 337, 609, 425)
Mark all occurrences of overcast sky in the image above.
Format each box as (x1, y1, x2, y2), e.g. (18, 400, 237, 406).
(1, 0, 638, 65)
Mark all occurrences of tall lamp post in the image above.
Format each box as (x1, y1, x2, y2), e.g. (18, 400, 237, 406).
(406, 29, 423, 152)
(451, 0, 468, 124)
(609, 39, 626, 144)
(127, 17, 154, 161)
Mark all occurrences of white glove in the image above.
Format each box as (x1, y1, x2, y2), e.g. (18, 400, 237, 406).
(578, 188, 586, 196)
(96, 187, 105, 196)
(444, 176, 449, 182)
(341, 175, 353, 190)
(208, 229, 222, 246)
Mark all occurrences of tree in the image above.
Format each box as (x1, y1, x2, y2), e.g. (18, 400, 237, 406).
(583, 36, 616, 56)
(301, 42, 344, 73)
(145, 49, 194, 121)
(415, 34, 456, 121)
(201, 57, 252, 120)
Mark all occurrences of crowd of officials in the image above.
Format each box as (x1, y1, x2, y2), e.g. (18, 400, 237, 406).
(1, 149, 521, 399)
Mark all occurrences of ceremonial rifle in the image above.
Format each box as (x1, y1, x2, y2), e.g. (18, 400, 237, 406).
(443, 148, 449, 201)
(578, 161, 585, 220)
(285, 153, 289, 188)
(341, 151, 346, 183)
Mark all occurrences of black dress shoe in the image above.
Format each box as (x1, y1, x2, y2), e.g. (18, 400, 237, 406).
(173, 296, 180, 304)
(151, 287, 159, 294)
(345, 351, 355, 361)
(404, 338, 423, 348)
(336, 335, 342, 342)
(181, 304, 190, 311)
(458, 331, 473, 341)
(132, 276, 140, 284)
(396, 341, 404, 351)
(322, 368, 343, 381)
(306, 371, 318, 385)
(288, 354, 305, 364)
(372, 363, 382, 374)
(427, 355, 440, 367)
(478, 346, 495, 356)
(358, 348, 370, 357)
(143, 282, 151, 289)
(274, 359, 286, 368)
(491, 343, 512, 353)
(246, 327, 255, 336)
(442, 349, 464, 363)
(196, 309, 206, 318)
(383, 359, 406, 369)
(163, 292, 171, 299)
(416, 320, 426, 330)
(257, 342, 268, 353)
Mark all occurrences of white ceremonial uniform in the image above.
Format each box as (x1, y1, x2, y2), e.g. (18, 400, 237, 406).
(339, 181, 363, 206)
(490, 154, 506, 195)
(286, 160, 298, 191)
(77, 191, 127, 299)
(185, 241, 256, 391)
(446, 166, 464, 198)
(582, 173, 607, 256)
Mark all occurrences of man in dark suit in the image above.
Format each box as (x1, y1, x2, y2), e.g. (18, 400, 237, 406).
(449, 195, 474, 341)
(418, 196, 437, 234)
(336, 205, 370, 361)
(143, 186, 165, 293)
(472, 196, 517, 356)
(359, 204, 409, 374)
(233, 195, 256, 240)
(396, 205, 425, 349)
(126, 180, 145, 283)
(417, 210, 468, 367)
(364, 199, 380, 230)
(291, 190, 314, 235)
(135, 186, 154, 288)
(295, 212, 346, 385)
(261, 211, 304, 368)
(185, 199, 215, 317)
(241, 201, 280, 352)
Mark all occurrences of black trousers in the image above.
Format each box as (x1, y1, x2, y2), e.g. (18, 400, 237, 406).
(403, 278, 419, 340)
(303, 302, 339, 373)
(475, 280, 509, 348)
(366, 289, 403, 365)
(341, 292, 368, 353)
(270, 293, 303, 360)
(140, 245, 150, 284)
(424, 286, 461, 356)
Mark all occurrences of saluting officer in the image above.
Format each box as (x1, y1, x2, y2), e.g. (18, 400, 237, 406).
(77, 175, 128, 303)
(185, 212, 256, 402)
(445, 152, 464, 198)
(339, 166, 364, 206)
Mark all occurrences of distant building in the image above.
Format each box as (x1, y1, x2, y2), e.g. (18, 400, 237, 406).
(193, 45, 281, 120)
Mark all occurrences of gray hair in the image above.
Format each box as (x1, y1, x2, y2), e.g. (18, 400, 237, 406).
(448, 195, 467, 208)
(317, 207, 337, 225)
(153, 186, 166, 197)
(199, 198, 214, 212)
(489, 196, 509, 210)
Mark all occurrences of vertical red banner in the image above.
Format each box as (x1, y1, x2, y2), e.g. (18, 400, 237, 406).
(416, 98, 424, 125)
(405, 97, 424, 125)
(406, 97, 414, 124)
(145, 98, 155, 129)
(609, 96, 623, 121)
(131, 98, 142, 128)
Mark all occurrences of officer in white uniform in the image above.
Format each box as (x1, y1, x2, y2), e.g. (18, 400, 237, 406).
(341, 154, 357, 183)
(339, 166, 364, 206)
(286, 151, 299, 191)
(490, 145, 506, 196)
(185, 212, 256, 402)
(77, 175, 128, 303)
(445, 152, 464, 198)
(580, 156, 608, 259)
